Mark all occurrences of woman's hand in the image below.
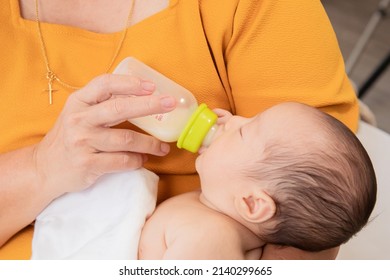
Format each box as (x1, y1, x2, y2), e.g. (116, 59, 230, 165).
(260, 244, 340, 260)
(213, 108, 233, 124)
(33, 74, 176, 198)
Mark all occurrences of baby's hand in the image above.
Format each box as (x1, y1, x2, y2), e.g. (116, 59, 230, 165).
(213, 108, 233, 125)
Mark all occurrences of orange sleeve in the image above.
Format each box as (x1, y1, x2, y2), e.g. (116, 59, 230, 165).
(226, 0, 358, 131)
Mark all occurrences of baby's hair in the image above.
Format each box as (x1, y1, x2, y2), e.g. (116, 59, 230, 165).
(246, 107, 377, 251)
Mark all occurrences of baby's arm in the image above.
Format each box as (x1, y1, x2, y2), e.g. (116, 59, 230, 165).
(139, 191, 263, 260)
(138, 202, 168, 259)
(162, 220, 246, 260)
(139, 197, 243, 259)
(139, 205, 238, 259)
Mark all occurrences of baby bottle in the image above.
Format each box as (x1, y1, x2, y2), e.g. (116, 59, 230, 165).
(113, 57, 219, 153)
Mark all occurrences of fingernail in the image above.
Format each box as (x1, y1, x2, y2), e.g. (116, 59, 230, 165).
(160, 96, 176, 108)
(160, 143, 170, 154)
(141, 81, 155, 93)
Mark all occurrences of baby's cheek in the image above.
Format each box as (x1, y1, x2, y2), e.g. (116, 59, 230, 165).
(194, 156, 201, 173)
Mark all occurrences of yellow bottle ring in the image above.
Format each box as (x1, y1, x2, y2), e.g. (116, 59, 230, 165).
(177, 104, 217, 153)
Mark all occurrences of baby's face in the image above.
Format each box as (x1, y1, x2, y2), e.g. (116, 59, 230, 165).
(196, 102, 320, 214)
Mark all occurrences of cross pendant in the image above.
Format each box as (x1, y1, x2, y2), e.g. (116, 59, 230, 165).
(43, 71, 58, 105)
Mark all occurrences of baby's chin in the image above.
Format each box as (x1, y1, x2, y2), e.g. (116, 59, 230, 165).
(194, 154, 206, 180)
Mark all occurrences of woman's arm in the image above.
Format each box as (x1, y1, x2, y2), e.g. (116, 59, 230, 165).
(0, 74, 175, 247)
(0, 146, 54, 247)
(261, 244, 339, 260)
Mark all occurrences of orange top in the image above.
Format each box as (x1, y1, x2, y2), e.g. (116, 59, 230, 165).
(0, 0, 358, 259)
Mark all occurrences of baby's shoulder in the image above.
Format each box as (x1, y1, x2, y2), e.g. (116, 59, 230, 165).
(154, 191, 264, 259)
(161, 191, 243, 240)
(158, 191, 235, 226)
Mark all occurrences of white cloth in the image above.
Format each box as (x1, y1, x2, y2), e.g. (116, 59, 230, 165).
(31, 168, 158, 260)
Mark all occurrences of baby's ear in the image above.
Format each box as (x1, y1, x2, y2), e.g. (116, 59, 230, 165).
(234, 189, 276, 224)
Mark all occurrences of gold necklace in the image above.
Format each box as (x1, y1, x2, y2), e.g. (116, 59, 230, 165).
(35, 0, 135, 104)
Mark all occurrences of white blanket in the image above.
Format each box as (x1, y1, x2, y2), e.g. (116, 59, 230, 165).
(31, 168, 158, 259)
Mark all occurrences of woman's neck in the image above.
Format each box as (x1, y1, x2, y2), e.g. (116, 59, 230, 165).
(19, 0, 169, 33)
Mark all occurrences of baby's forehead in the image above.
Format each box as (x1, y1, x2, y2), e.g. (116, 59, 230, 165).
(253, 103, 321, 130)
(264, 102, 319, 118)
(250, 104, 330, 147)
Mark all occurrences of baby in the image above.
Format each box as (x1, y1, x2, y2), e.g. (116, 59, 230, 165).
(139, 102, 377, 259)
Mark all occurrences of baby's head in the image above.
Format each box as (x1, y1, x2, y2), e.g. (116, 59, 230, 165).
(196, 102, 376, 251)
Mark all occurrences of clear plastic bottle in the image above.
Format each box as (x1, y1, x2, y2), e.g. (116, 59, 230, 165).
(113, 57, 219, 153)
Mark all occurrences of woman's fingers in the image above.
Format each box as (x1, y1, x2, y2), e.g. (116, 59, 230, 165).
(86, 94, 176, 127)
(90, 128, 171, 156)
(73, 74, 156, 105)
(213, 108, 233, 124)
(69, 73, 176, 127)
(35, 73, 176, 194)
(91, 152, 148, 174)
